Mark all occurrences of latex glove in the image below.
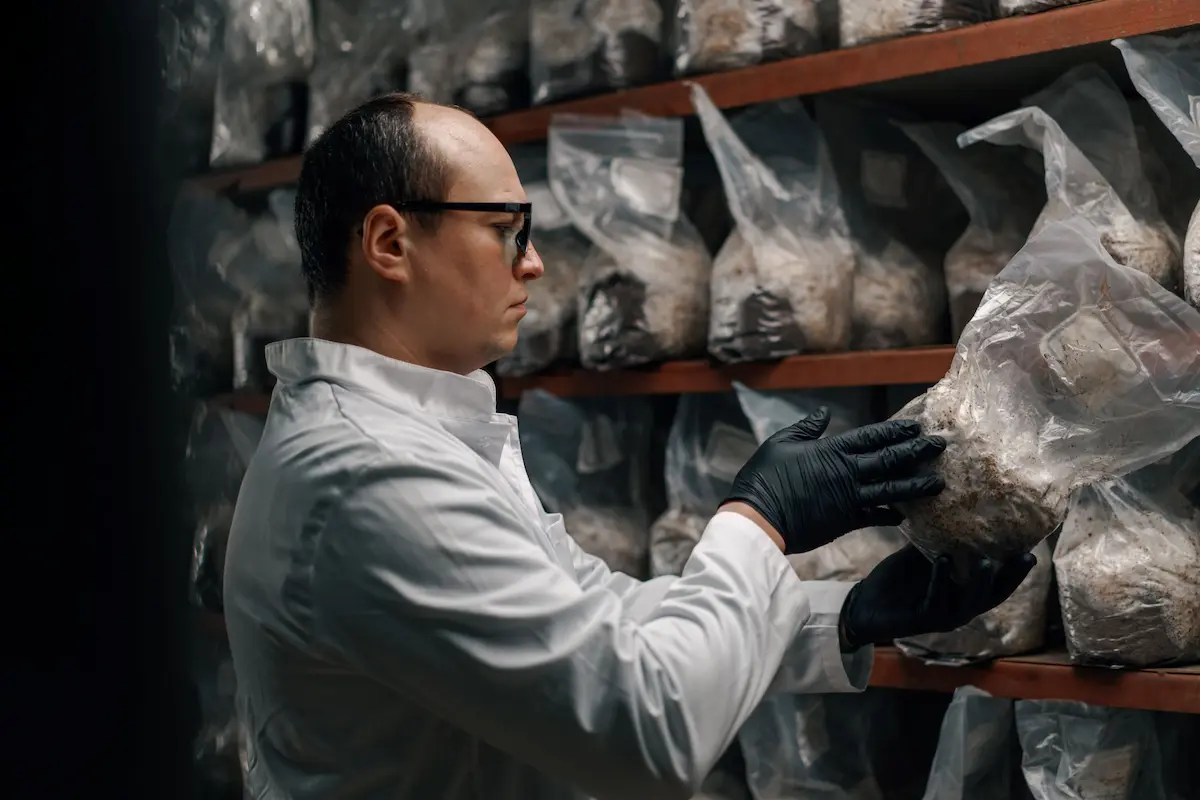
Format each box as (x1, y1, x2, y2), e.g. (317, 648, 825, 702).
(721, 408, 946, 554)
(839, 546, 1037, 649)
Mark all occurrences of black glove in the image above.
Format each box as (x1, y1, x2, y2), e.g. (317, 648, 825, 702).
(722, 408, 946, 554)
(839, 546, 1037, 649)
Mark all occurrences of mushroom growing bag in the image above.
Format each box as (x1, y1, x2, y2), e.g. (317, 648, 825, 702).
(889, 217, 1200, 573)
(549, 112, 711, 369)
(671, 0, 821, 77)
(960, 64, 1183, 294)
(1115, 32, 1200, 310)
(899, 120, 1044, 342)
(692, 84, 856, 362)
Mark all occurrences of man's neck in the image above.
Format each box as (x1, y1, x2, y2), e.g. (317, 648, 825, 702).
(309, 304, 478, 376)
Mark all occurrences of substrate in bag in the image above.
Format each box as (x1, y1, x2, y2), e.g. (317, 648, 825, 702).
(518, 389, 654, 577)
(889, 218, 1200, 572)
(692, 86, 855, 362)
(549, 112, 711, 370)
(839, 0, 992, 49)
(1055, 450, 1200, 668)
(920, 687, 1015, 800)
(671, 0, 821, 76)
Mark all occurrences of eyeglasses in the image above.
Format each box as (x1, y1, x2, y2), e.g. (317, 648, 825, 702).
(393, 201, 532, 265)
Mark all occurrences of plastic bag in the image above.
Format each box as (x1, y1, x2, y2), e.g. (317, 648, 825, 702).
(210, 0, 314, 167)
(549, 112, 711, 369)
(897, 538, 1052, 665)
(921, 687, 1015, 800)
(650, 382, 872, 576)
(185, 404, 266, 612)
(1054, 445, 1200, 668)
(1115, 33, 1200, 309)
(960, 64, 1183, 294)
(888, 217, 1200, 576)
(518, 389, 653, 576)
(899, 120, 1045, 342)
(306, 0, 409, 145)
(839, 0, 992, 49)
(496, 145, 590, 377)
(407, 0, 529, 117)
(531, 0, 666, 105)
(1016, 700, 1165, 800)
(228, 189, 310, 392)
(191, 629, 244, 798)
(816, 96, 957, 350)
(693, 86, 856, 361)
(740, 690, 886, 800)
(672, 0, 821, 77)
(997, 0, 1084, 16)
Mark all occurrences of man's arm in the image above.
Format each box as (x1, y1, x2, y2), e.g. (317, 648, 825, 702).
(311, 450, 807, 800)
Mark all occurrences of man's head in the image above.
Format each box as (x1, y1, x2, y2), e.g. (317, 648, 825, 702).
(295, 93, 543, 374)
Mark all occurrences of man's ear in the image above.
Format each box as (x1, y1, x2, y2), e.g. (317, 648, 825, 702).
(360, 204, 411, 285)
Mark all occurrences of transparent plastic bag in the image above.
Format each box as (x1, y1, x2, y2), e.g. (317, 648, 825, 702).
(306, 0, 409, 145)
(531, 0, 666, 106)
(672, 0, 820, 76)
(921, 687, 1015, 800)
(741, 690, 885, 800)
(693, 86, 856, 361)
(211, 0, 315, 167)
(897, 538, 1052, 665)
(960, 64, 1183, 294)
(1054, 445, 1200, 668)
(191, 630, 244, 797)
(518, 389, 653, 576)
(899, 120, 1045, 342)
(496, 145, 590, 377)
(407, 0, 529, 117)
(549, 112, 711, 369)
(815, 96, 957, 350)
(1115, 33, 1200, 310)
(228, 189, 310, 392)
(839, 0, 992, 49)
(997, 0, 1084, 17)
(1016, 700, 1165, 800)
(168, 185, 255, 396)
(888, 217, 1200, 576)
(649, 383, 872, 576)
(185, 404, 266, 612)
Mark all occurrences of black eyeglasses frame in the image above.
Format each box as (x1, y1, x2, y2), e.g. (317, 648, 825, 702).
(392, 201, 532, 262)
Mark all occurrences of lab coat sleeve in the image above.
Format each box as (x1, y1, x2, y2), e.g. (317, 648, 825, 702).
(768, 580, 873, 695)
(310, 451, 810, 800)
(559, 512, 872, 692)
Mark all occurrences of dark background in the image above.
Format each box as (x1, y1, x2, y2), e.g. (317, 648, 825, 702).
(7, 2, 192, 795)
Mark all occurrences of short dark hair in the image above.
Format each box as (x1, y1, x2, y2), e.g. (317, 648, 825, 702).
(294, 92, 454, 302)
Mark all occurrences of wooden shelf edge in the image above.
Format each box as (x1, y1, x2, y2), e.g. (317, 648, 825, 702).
(870, 646, 1200, 714)
(183, 0, 1198, 192)
(497, 346, 956, 399)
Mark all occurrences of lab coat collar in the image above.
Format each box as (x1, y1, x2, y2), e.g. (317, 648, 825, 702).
(266, 337, 498, 422)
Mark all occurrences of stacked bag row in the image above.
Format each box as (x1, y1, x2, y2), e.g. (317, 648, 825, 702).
(503, 33, 1199, 380)
(160, 0, 1102, 172)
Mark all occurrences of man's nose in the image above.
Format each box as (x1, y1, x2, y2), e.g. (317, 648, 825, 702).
(516, 241, 545, 280)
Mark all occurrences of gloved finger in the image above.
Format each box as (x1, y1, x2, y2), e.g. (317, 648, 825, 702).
(858, 474, 946, 506)
(856, 506, 905, 528)
(855, 436, 947, 481)
(834, 419, 922, 454)
(775, 407, 831, 442)
(983, 552, 1037, 611)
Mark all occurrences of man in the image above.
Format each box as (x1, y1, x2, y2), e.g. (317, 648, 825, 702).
(223, 93, 1034, 800)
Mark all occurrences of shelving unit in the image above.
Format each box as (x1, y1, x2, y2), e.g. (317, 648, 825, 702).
(190, 0, 1200, 722)
(189, 0, 1198, 194)
(872, 647, 1200, 714)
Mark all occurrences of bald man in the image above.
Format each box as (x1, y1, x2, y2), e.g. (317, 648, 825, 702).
(222, 94, 1031, 800)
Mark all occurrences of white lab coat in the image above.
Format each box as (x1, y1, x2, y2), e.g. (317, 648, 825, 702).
(223, 338, 873, 800)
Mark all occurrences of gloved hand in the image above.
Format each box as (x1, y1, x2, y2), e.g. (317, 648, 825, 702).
(839, 546, 1037, 650)
(721, 408, 946, 554)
